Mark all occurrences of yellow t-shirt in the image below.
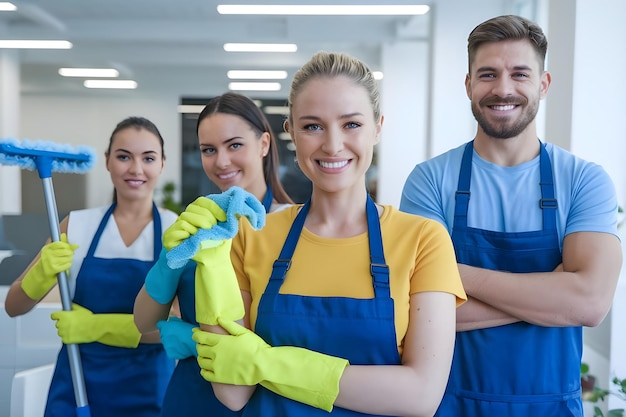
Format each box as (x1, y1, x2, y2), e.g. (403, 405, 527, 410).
(232, 205, 466, 353)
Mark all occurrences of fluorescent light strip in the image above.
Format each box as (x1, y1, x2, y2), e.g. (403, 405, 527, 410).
(0, 2, 16, 11)
(0, 40, 72, 49)
(178, 105, 206, 114)
(84, 80, 137, 89)
(227, 70, 288, 80)
(229, 82, 281, 91)
(224, 43, 297, 53)
(217, 5, 430, 15)
(59, 68, 120, 78)
(264, 106, 289, 115)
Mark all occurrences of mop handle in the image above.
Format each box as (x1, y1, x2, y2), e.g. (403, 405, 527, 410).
(42, 177, 90, 412)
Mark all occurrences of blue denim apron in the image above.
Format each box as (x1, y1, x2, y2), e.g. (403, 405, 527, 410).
(242, 196, 401, 416)
(159, 187, 275, 417)
(45, 203, 174, 417)
(434, 141, 583, 417)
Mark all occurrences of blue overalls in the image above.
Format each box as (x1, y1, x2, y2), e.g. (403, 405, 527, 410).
(434, 141, 583, 417)
(242, 196, 401, 416)
(159, 187, 275, 417)
(45, 203, 175, 417)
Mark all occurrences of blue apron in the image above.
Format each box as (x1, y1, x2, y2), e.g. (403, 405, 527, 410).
(45, 203, 175, 417)
(243, 196, 401, 416)
(434, 141, 583, 417)
(159, 186, 274, 417)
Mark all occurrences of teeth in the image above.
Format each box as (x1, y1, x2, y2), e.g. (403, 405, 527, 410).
(218, 172, 237, 179)
(491, 105, 515, 111)
(319, 160, 348, 169)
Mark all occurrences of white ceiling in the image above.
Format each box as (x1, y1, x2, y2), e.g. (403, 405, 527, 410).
(1, 0, 432, 97)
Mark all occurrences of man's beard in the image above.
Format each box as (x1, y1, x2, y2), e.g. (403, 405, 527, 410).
(471, 96, 539, 139)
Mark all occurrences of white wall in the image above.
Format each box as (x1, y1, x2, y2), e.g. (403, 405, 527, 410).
(19, 92, 182, 210)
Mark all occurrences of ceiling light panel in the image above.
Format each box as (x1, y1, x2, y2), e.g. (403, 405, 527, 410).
(0, 2, 16, 11)
(217, 5, 430, 15)
(59, 68, 120, 78)
(227, 70, 288, 80)
(224, 43, 297, 53)
(0, 40, 72, 49)
(84, 80, 137, 89)
(228, 82, 281, 91)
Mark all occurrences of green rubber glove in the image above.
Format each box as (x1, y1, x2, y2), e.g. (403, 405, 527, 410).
(193, 239, 243, 326)
(51, 303, 142, 348)
(193, 320, 349, 412)
(21, 233, 77, 300)
(163, 197, 227, 251)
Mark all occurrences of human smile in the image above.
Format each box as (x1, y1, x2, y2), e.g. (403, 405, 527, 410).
(318, 160, 349, 169)
(217, 171, 239, 180)
(125, 179, 146, 188)
(490, 104, 516, 111)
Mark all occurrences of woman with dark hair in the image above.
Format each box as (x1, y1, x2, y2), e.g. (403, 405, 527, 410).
(134, 92, 293, 416)
(5, 116, 177, 417)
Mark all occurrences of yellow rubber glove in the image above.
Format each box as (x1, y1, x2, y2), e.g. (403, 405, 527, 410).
(51, 303, 142, 348)
(193, 239, 243, 326)
(193, 320, 349, 412)
(163, 197, 227, 251)
(21, 233, 77, 300)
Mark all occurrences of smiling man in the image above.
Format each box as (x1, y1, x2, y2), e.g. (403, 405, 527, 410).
(400, 14, 622, 417)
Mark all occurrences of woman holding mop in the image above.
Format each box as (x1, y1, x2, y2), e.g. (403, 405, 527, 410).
(5, 116, 177, 417)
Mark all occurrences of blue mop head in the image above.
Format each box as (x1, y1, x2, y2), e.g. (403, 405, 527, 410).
(0, 138, 96, 178)
(166, 186, 266, 269)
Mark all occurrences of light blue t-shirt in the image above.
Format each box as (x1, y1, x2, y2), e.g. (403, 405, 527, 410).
(400, 141, 619, 251)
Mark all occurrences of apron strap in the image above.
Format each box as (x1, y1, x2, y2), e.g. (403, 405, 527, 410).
(86, 202, 163, 261)
(453, 141, 474, 229)
(538, 142, 557, 231)
(366, 196, 390, 298)
(266, 195, 390, 299)
(454, 140, 558, 232)
(152, 203, 162, 260)
(85, 204, 116, 258)
(262, 184, 273, 213)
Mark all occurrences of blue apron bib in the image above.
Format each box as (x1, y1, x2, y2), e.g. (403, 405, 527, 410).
(159, 187, 275, 417)
(242, 196, 401, 416)
(45, 203, 175, 417)
(435, 141, 583, 417)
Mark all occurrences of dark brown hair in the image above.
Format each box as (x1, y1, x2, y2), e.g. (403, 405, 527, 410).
(467, 15, 548, 72)
(197, 92, 293, 204)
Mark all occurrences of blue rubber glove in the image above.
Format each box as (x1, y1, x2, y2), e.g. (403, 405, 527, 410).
(144, 248, 185, 304)
(157, 316, 197, 360)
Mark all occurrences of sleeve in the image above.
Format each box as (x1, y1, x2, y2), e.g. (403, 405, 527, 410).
(410, 219, 467, 306)
(400, 163, 449, 229)
(566, 163, 619, 237)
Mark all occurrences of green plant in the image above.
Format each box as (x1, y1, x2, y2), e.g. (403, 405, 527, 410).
(161, 181, 183, 214)
(581, 362, 626, 417)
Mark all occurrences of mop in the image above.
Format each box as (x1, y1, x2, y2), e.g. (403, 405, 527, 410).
(0, 138, 96, 417)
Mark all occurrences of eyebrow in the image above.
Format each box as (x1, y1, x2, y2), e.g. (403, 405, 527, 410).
(298, 112, 365, 121)
(475, 65, 533, 73)
(113, 148, 158, 155)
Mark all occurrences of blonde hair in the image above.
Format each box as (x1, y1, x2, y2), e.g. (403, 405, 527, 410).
(287, 51, 381, 124)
